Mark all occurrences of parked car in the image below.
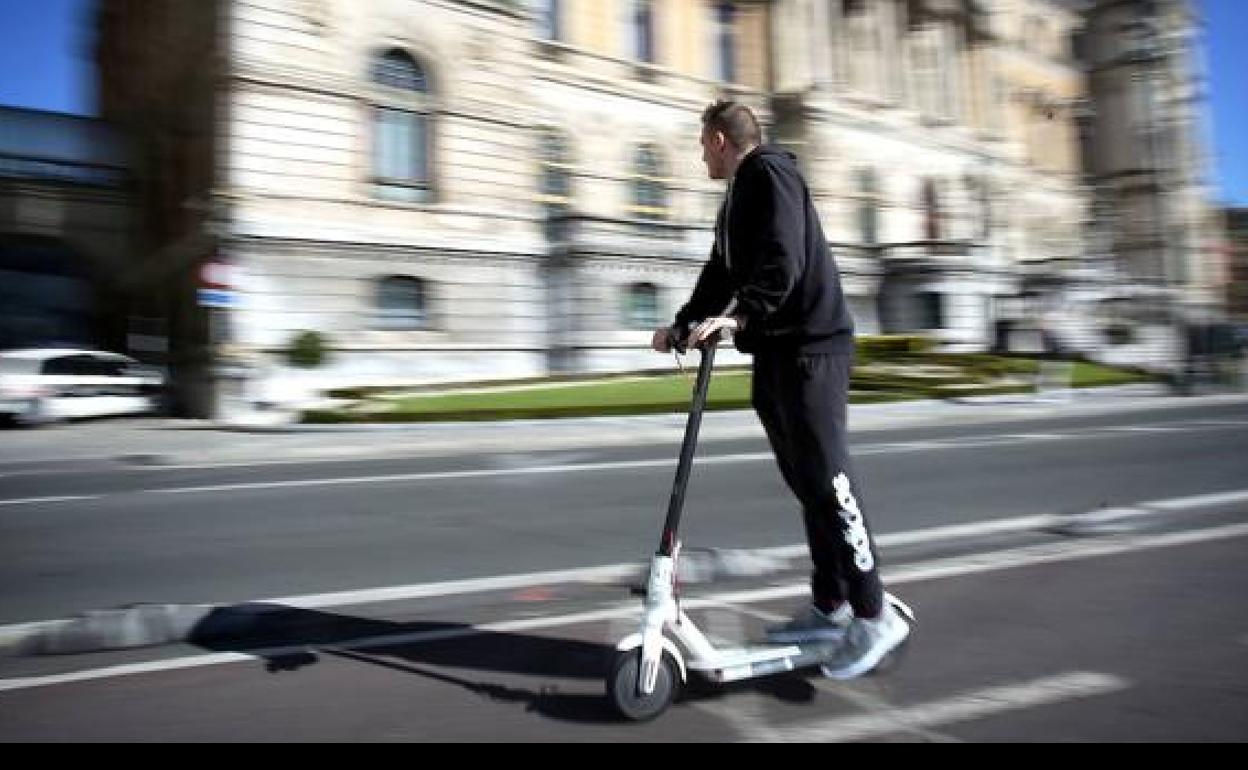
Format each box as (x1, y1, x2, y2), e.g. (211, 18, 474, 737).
(0, 348, 165, 426)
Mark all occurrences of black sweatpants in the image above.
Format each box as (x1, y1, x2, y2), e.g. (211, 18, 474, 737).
(751, 350, 885, 618)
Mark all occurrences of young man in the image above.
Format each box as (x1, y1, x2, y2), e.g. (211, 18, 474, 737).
(651, 100, 908, 679)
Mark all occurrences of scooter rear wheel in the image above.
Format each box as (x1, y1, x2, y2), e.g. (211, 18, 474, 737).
(607, 648, 681, 722)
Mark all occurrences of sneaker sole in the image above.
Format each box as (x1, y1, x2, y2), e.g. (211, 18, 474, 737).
(765, 629, 848, 645)
(819, 622, 911, 680)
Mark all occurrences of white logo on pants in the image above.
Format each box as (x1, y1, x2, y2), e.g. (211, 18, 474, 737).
(833, 472, 875, 572)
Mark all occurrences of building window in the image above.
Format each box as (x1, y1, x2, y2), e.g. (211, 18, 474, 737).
(1129, 76, 1161, 168)
(909, 24, 947, 119)
(713, 2, 736, 83)
(1071, 28, 1089, 64)
(375, 275, 430, 330)
(846, 0, 879, 95)
(1022, 17, 1046, 57)
(631, 144, 668, 221)
(988, 75, 1007, 134)
(533, 0, 560, 41)
(921, 179, 942, 241)
(622, 282, 660, 328)
(857, 168, 880, 246)
(627, 0, 656, 64)
(538, 128, 573, 241)
(918, 291, 944, 329)
(370, 49, 432, 202)
(538, 129, 572, 203)
(967, 175, 992, 239)
(372, 49, 427, 91)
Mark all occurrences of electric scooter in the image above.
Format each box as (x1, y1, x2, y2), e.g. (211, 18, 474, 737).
(606, 329, 915, 721)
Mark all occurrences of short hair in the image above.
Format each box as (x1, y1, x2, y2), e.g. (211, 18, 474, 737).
(700, 100, 761, 150)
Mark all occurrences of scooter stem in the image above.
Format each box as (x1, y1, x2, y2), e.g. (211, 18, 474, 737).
(657, 339, 718, 556)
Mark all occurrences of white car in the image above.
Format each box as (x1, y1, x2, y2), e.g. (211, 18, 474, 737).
(0, 348, 165, 426)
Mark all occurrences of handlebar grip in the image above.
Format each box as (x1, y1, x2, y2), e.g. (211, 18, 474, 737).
(668, 323, 722, 354)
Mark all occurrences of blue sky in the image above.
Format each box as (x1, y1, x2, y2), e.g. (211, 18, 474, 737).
(1201, 0, 1248, 206)
(1, 0, 1246, 205)
(0, 0, 94, 115)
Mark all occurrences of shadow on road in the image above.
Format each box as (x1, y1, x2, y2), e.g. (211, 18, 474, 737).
(188, 602, 823, 724)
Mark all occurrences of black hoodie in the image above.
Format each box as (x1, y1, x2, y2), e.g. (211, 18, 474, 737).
(673, 145, 854, 356)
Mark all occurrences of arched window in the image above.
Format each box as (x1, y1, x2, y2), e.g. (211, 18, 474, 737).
(371, 49, 427, 91)
(370, 49, 432, 202)
(375, 275, 430, 329)
(631, 144, 667, 221)
(622, 282, 660, 328)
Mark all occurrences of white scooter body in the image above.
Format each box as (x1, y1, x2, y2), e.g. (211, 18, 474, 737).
(606, 334, 914, 721)
(617, 550, 916, 690)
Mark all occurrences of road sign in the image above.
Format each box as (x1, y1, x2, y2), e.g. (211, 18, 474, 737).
(197, 287, 239, 308)
(200, 261, 235, 290)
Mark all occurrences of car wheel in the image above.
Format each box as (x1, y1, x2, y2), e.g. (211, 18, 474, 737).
(15, 398, 56, 427)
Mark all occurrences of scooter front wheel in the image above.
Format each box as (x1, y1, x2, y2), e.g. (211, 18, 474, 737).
(607, 648, 681, 722)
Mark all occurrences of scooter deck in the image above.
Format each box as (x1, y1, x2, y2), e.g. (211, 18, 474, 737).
(684, 640, 845, 683)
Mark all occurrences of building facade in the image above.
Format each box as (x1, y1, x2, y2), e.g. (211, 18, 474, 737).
(0, 107, 137, 355)
(1081, 0, 1221, 306)
(1226, 208, 1248, 320)
(93, 0, 1222, 413)
(768, 0, 1088, 352)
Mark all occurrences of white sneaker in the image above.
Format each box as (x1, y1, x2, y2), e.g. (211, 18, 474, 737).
(765, 603, 853, 644)
(819, 603, 910, 680)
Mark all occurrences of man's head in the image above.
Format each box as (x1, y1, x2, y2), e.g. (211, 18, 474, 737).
(699, 100, 761, 180)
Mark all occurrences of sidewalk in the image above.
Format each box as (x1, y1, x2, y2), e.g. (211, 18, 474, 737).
(2, 384, 1246, 469)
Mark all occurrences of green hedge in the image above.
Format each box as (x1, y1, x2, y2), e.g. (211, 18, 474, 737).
(854, 335, 939, 359)
(287, 330, 329, 368)
(300, 347, 1155, 424)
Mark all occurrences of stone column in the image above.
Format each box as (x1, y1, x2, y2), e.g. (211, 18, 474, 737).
(879, 0, 902, 102)
(810, 0, 835, 90)
(773, 0, 811, 91)
(830, 0, 846, 90)
(944, 18, 964, 122)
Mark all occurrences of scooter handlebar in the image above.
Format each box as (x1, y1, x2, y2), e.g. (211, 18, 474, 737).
(667, 323, 722, 354)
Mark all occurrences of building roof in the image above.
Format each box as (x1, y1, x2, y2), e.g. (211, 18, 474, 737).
(0, 106, 127, 185)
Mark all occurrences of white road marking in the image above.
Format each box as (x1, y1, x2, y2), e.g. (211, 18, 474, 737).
(0, 495, 100, 507)
(746, 672, 1128, 743)
(2, 520, 1245, 693)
